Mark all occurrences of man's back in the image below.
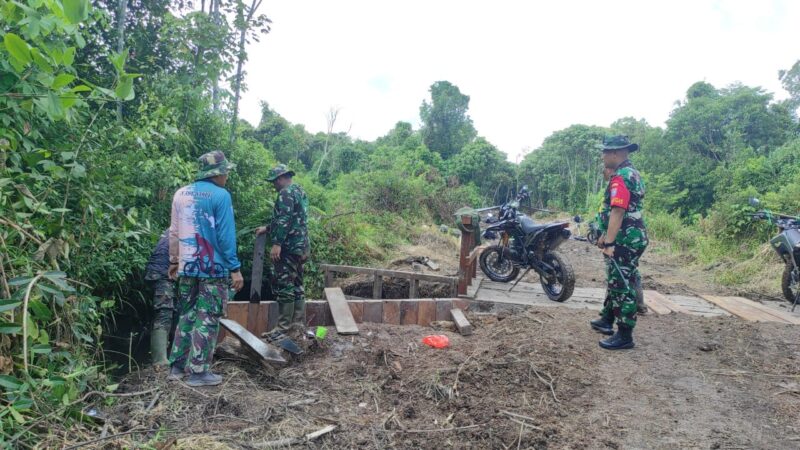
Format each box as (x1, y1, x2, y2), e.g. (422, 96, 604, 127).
(171, 180, 240, 278)
(270, 183, 309, 256)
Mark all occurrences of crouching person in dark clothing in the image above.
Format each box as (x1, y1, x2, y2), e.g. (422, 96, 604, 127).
(144, 229, 177, 368)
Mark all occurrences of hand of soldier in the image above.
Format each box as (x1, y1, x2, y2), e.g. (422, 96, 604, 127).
(602, 245, 615, 257)
(270, 244, 282, 262)
(255, 226, 268, 236)
(597, 234, 606, 249)
(168, 264, 179, 281)
(231, 271, 244, 292)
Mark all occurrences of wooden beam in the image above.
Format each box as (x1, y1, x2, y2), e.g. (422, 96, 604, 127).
(642, 290, 671, 315)
(373, 274, 383, 299)
(319, 264, 376, 276)
(409, 279, 419, 299)
(435, 299, 453, 321)
(400, 300, 419, 325)
(417, 299, 435, 326)
(450, 308, 473, 336)
(701, 295, 800, 324)
(325, 288, 359, 335)
(383, 300, 400, 324)
(373, 268, 456, 284)
(363, 300, 383, 323)
(247, 233, 268, 333)
(348, 301, 364, 323)
(220, 318, 285, 364)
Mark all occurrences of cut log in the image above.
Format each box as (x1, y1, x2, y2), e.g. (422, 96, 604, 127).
(325, 288, 359, 335)
(450, 308, 473, 336)
(220, 318, 285, 364)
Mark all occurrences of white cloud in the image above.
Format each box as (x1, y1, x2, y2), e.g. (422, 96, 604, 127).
(240, 0, 799, 161)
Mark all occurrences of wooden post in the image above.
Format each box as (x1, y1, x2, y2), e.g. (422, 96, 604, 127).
(324, 268, 334, 288)
(247, 233, 267, 333)
(373, 274, 383, 299)
(409, 278, 419, 299)
(458, 215, 475, 296)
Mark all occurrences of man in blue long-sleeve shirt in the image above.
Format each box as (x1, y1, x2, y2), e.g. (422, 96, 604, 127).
(167, 150, 244, 387)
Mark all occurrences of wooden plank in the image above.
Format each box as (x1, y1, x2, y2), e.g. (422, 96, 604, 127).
(266, 301, 279, 331)
(436, 299, 453, 321)
(383, 300, 400, 324)
(324, 269, 334, 288)
(400, 300, 419, 325)
(220, 318, 285, 364)
(373, 275, 383, 299)
(319, 264, 376, 276)
(409, 279, 419, 299)
(374, 268, 457, 284)
(700, 295, 793, 323)
(417, 299, 435, 326)
(647, 291, 689, 314)
(325, 288, 359, 335)
(453, 298, 471, 311)
(450, 309, 473, 336)
(250, 233, 268, 301)
(644, 290, 684, 314)
(348, 301, 364, 323)
(363, 300, 383, 323)
(701, 295, 800, 324)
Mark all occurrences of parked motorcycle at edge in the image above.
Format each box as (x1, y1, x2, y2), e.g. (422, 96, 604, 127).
(479, 186, 576, 302)
(748, 197, 800, 311)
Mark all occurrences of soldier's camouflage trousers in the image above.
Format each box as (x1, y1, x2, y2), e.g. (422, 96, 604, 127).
(151, 278, 177, 332)
(169, 277, 228, 374)
(599, 244, 646, 329)
(272, 253, 306, 333)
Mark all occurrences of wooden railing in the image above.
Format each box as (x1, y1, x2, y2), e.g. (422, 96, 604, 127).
(457, 214, 487, 296)
(320, 264, 458, 299)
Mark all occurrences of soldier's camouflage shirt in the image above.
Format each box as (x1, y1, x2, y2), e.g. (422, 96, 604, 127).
(599, 160, 648, 250)
(270, 183, 310, 256)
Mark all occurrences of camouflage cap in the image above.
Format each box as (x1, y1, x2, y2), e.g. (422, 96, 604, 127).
(196, 150, 236, 180)
(266, 164, 295, 182)
(601, 135, 639, 153)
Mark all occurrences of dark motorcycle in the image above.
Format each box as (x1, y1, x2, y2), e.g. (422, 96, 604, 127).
(748, 197, 800, 311)
(479, 186, 575, 302)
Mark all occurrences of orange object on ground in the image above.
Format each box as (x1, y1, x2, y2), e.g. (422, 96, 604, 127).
(422, 335, 450, 348)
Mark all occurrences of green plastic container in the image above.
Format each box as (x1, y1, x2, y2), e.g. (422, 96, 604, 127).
(315, 326, 328, 340)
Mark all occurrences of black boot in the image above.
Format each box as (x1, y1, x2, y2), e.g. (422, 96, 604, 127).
(590, 315, 614, 335)
(599, 324, 634, 350)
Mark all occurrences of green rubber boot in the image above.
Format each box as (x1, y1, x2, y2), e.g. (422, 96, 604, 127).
(277, 301, 295, 333)
(293, 297, 306, 329)
(150, 328, 170, 366)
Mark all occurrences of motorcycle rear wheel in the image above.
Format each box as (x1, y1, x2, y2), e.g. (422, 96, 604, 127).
(479, 245, 520, 282)
(540, 252, 575, 302)
(781, 264, 800, 304)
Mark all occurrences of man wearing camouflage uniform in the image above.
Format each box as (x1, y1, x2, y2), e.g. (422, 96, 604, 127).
(168, 151, 244, 386)
(144, 229, 177, 367)
(590, 136, 648, 350)
(257, 164, 309, 341)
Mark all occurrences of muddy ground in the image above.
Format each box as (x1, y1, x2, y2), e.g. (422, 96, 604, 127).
(95, 308, 799, 449)
(76, 228, 800, 449)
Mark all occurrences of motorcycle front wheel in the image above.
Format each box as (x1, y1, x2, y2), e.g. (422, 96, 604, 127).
(540, 252, 575, 302)
(781, 264, 800, 304)
(479, 245, 520, 282)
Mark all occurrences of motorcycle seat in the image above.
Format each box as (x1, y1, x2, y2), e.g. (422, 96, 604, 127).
(519, 216, 547, 234)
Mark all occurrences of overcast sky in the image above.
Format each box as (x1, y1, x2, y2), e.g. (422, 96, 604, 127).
(239, 0, 799, 162)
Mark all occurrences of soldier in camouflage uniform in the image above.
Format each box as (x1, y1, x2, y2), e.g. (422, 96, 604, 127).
(144, 229, 177, 367)
(590, 136, 649, 350)
(167, 151, 244, 386)
(595, 167, 647, 316)
(257, 164, 310, 342)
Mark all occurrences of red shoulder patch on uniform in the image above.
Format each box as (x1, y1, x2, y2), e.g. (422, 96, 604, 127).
(609, 175, 630, 209)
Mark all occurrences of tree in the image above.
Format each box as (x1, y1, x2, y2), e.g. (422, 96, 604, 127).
(448, 137, 515, 203)
(229, 0, 271, 144)
(419, 81, 477, 159)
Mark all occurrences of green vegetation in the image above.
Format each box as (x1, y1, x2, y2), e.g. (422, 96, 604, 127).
(1, 0, 799, 446)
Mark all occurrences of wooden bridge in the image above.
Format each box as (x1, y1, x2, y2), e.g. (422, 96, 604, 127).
(222, 214, 800, 340)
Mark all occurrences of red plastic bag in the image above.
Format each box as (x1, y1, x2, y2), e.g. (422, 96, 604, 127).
(422, 334, 450, 349)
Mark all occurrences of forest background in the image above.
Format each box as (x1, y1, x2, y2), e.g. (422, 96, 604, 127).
(1, 0, 800, 445)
